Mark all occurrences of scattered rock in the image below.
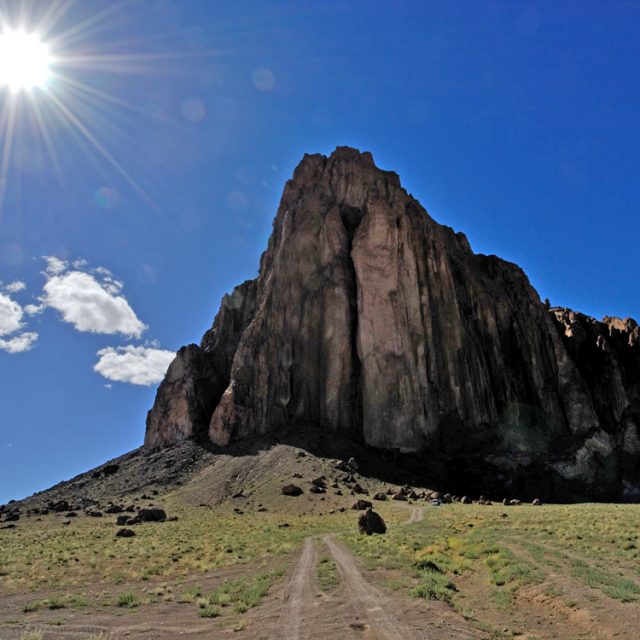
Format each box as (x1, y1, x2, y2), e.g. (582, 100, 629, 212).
(86, 510, 103, 518)
(461, 496, 472, 504)
(105, 505, 123, 514)
(116, 528, 135, 538)
(532, 498, 542, 506)
(392, 493, 407, 501)
(352, 499, 373, 510)
(116, 515, 131, 526)
(103, 464, 120, 476)
(352, 483, 367, 495)
(373, 492, 387, 501)
(281, 484, 303, 497)
(50, 500, 69, 513)
(137, 508, 167, 522)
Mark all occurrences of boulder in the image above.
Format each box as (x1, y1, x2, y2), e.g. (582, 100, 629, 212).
(116, 528, 135, 538)
(358, 508, 386, 535)
(137, 508, 167, 522)
(352, 499, 373, 510)
(281, 484, 303, 497)
(373, 492, 387, 501)
(105, 505, 123, 514)
(50, 500, 69, 513)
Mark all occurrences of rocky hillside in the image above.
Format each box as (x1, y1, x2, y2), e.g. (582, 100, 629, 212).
(145, 147, 639, 501)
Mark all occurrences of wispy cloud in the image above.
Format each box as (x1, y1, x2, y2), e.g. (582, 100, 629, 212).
(3, 281, 26, 293)
(0, 332, 38, 354)
(43, 255, 68, 276)
(94, 345, 175, 386)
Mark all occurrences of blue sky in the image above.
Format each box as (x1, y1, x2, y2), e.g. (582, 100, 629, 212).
(1, 1, 638, 503)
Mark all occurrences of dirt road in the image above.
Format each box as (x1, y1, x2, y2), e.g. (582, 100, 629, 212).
(323, 535, 416, 640)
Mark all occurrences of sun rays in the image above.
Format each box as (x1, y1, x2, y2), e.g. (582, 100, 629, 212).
(0, 0, 214, 218)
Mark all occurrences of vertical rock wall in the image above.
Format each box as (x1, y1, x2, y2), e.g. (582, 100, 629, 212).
(145, 147, 639, 499)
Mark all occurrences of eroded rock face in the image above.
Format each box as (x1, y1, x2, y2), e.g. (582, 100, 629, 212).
(145, 147, 639, 500)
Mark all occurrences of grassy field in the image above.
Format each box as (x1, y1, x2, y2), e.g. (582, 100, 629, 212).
(2, 445, 640, 639)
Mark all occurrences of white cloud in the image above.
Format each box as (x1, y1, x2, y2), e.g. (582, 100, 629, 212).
(94, 346, 175, 386)
(42, 271, 146, 338)
(0, 289, 38, 353)
(0, 293, 24, 335)
(24, 304, 43, 315)
(43, 255, 68, 275)
(4, 281, 26, 293)
(0, 331, 38, 353)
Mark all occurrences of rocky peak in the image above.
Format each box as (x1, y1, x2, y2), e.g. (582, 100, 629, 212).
(145, 147, 640, 501)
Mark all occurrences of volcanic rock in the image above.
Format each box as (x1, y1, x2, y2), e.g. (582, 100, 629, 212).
(281, 484, 303, 497)
(358, 508, 387, 535)
(137, 508, 167, 522)
(145, 147, 640, 501)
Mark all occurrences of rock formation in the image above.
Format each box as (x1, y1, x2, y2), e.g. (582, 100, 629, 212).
(145, 147, 640, 501)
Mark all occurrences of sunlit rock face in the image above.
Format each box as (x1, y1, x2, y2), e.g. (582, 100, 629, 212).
(145, 147, 640, 500)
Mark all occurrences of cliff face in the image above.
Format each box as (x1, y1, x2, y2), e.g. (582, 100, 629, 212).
(145, 147, 640, 500)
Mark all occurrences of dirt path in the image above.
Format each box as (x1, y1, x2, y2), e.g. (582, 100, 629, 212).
(323, 535, 415, 640)
(406, 506, 423, 524)
(283, 537, 318, 640)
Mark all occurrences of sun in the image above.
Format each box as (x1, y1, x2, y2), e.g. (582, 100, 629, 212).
(0, 29, 53, 92)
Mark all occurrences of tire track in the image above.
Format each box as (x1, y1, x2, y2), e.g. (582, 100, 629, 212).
(283, 537, 317, 640)
(323, 535, 414, 640)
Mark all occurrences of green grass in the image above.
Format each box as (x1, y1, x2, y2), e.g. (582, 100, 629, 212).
(191, 570, 282, 618)
(116, 591, 139, 608)
(23, 593, 89, 613)
(569, 557, 640, 602)
(317, 555, 339, 591)
(198, 603, 222, 618)
(0, 499, 359, 593)
(178, 585, 203, 603)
